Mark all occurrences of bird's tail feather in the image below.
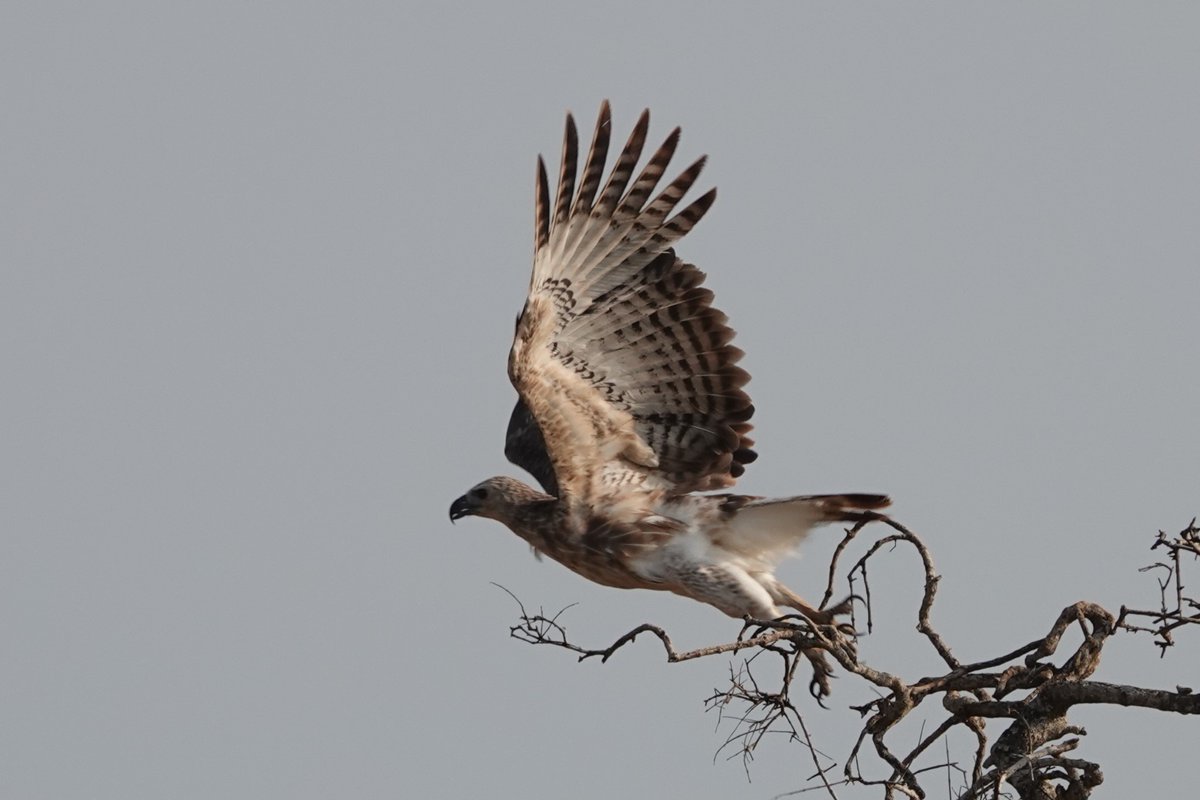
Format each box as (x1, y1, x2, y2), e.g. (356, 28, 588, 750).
(804, 493, 892, 523)
(716, 493, 890, 563)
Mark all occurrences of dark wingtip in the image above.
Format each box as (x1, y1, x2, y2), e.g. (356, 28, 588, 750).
(534, 155, 550, 253)
(733, 448, 758, 464)
(634, 107, 650, 133)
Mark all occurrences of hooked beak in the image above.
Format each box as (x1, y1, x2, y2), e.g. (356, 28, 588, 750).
(449, 494, 473, 523)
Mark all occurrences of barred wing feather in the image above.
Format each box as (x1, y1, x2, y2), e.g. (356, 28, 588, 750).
(506, 102, 756, 501)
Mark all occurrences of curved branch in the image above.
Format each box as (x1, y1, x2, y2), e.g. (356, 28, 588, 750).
(496, 516, 1200, 799)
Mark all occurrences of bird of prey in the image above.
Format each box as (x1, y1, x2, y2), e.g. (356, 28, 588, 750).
(450, 102, 888, 627)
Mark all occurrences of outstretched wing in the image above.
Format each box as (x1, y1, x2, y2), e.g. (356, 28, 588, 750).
(506, 102, 756, 502)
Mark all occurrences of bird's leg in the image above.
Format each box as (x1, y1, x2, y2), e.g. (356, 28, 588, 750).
(768, 581, 861, 635)
(747, 576, 861, 700)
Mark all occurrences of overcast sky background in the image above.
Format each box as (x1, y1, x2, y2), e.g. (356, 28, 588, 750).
(3, 4, 1198, 799)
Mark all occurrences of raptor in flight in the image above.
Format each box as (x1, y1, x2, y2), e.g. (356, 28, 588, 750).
(450, 102, 888, 626)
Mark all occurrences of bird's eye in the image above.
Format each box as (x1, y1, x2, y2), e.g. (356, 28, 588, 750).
(471, 487, 489, 501)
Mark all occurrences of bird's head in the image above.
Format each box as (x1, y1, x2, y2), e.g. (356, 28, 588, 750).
(449, 476, 545, 524)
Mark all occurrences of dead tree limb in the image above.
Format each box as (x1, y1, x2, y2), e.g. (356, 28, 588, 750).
(498, 517, 1199, 799)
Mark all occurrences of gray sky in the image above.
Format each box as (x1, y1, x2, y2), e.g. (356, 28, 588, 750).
(3, 3, 1198, 798)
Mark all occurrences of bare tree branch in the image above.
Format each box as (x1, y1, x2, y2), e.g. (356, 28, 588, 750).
(1117, 517, 1200, 657)
(497, 517, 1200, 799)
